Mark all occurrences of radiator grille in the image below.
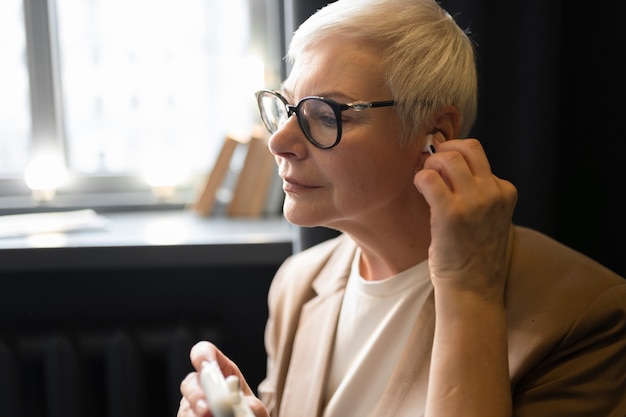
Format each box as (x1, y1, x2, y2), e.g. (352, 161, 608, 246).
(0, 325, 220, 417)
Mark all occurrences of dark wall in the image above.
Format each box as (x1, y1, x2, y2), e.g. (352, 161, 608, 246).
(441, 0, 626, 277)
(288, 0, 626, 277)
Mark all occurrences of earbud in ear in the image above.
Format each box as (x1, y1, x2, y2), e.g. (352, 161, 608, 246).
(423, 134, 435, 155)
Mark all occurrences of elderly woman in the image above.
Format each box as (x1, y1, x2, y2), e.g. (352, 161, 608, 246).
(178, 0, 626, 416)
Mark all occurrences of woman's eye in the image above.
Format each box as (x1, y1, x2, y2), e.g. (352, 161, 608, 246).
(319, 114, 337, 127)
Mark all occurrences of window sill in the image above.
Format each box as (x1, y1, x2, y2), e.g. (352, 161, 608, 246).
(0, 209, 294, 272)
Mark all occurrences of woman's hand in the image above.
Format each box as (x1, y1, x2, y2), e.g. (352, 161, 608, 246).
(414, 135, 518, 301)
(178, 341, 269, 417)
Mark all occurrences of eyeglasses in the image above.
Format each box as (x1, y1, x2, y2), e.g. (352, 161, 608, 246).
(255, 89, 396, 149)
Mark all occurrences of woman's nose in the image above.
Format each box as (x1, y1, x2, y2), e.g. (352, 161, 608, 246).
(267, 115, 308, 158)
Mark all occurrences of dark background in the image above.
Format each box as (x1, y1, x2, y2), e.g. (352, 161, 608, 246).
(288, 0, 626, 277)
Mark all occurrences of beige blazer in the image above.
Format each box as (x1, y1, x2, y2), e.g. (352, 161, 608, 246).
(258, 226, 626, 417)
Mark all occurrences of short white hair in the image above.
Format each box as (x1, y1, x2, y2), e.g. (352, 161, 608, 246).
(288, 0, 478, 141)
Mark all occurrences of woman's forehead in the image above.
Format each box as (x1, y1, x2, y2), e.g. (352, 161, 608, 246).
(284, 37, 390, 101)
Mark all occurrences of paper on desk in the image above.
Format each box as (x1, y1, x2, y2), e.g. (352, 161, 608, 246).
(0, 209, 110, 238)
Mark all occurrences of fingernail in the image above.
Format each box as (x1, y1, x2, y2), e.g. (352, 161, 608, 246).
(197, 399, 209, 413)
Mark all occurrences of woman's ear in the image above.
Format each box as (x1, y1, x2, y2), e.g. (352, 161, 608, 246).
(432, 105, 461, 141)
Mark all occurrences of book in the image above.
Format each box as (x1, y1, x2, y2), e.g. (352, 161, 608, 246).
(227, 133, 276, 217)
(192, 135, 240, 217)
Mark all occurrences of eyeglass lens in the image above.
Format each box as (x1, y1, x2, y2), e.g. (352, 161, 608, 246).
(300, 98, 337, 147)
(258, 93, 289, 132)
(257, 91, 339, 148)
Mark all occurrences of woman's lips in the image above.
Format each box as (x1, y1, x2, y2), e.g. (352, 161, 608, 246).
(282, 177, 319, 193)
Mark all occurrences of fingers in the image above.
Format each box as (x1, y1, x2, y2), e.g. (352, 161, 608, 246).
(182, 341, 231, 417)
(177, 397, 192, 417)
(179, 373, 211, 417)
(415, 138, 517, 215)
(190, 341, 219, 371)
(184, 341, 258, 411)
(418, 138, 486, 194)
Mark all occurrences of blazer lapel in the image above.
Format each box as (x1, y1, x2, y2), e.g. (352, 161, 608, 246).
(279, 240, 355, 417)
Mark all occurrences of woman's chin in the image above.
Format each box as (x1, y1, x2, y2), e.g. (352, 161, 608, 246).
(282, 200, 328, 228)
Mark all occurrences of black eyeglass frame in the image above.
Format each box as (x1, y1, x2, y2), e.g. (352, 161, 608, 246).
(255, 89, 396, 149)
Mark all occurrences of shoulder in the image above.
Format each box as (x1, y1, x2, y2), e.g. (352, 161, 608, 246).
(506, 224, 626, 359)
(506, 225, 625, 315)
(506, 226, 626, 412)
(508, 225, 624, 290)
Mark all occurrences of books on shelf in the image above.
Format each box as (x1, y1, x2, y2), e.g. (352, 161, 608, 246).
(228, 133, 276, 217)
(192, 135, 240, 217)
(192, 129, 284, 218)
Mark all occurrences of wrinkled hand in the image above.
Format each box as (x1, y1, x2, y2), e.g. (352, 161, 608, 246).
(178, 341, 269, 417)
(414, 135, 518, 302)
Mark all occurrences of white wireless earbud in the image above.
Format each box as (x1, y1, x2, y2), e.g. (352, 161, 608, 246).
(423, 134, 435, 155)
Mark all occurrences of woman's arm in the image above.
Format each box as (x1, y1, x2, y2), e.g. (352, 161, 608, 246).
(415, 136, 517, 417)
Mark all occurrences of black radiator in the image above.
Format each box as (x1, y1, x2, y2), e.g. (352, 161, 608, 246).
(0, 264, 277, 417)
(0, 325, 219, 417)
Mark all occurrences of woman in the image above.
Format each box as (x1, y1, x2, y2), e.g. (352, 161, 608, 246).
(179, 0, 626, 416)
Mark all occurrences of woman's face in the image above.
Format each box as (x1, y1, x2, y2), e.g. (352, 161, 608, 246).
(269, 36, 425, 232)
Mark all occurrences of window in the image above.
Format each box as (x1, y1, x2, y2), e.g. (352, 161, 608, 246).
(0, 0, 283, 213)
(0, 0, 30, 178)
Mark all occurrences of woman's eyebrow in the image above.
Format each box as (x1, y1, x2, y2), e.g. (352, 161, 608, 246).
(279, 84, 354, 103)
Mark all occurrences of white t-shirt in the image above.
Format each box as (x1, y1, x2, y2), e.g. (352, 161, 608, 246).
(323, 249, 433, 417)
